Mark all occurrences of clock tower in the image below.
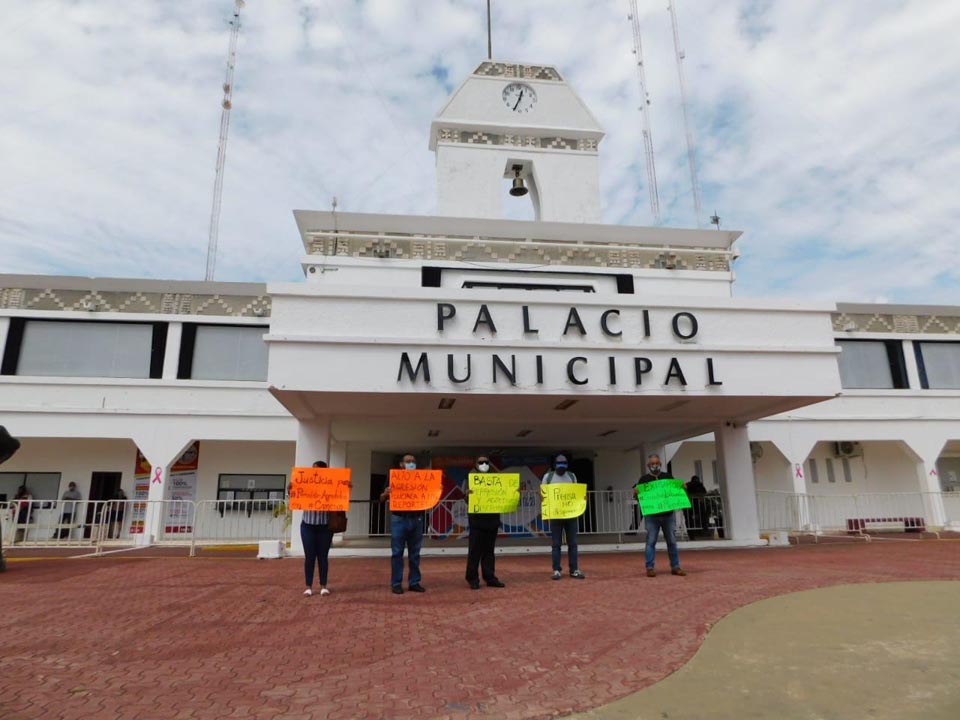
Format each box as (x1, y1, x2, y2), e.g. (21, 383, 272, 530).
(430, 61, 605, 223)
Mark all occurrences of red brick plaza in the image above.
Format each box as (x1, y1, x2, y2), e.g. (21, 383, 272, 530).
(2, 541, 958, 720)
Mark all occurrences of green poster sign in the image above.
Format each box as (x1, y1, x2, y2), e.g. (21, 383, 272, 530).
(637, 478, 691, 515)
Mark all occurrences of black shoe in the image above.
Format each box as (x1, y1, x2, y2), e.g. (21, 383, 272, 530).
(408, 584, 426, 593)
(468, 581, 480, 590)
(486, 580, 505, 588)
(391, 585, 404, 595)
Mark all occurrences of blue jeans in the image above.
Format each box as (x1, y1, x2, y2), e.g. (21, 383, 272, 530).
(550, 518, 579, 573)
(390, 514, 423, 588)
(301, 521, 333, 587)
(644, 512, 680, 569)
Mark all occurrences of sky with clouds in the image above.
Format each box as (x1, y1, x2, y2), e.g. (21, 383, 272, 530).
(1, 0, 958, 304)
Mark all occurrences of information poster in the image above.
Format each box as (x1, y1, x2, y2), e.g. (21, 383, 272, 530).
(288, 467, 351, 511)
(129, 450, 151, 534)
(164, 442, 199, 532)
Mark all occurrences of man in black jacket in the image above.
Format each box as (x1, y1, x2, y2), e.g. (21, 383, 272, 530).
(637, 454, 686, 577)
(464, 455, 505, 589)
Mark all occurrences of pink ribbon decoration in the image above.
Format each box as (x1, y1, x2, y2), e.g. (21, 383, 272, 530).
(795, 463, 803, 479)
(152, 467, 163, 484)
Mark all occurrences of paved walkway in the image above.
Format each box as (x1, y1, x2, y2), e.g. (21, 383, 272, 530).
(569, 581, 960, 720)
(1, 541, 958, 719)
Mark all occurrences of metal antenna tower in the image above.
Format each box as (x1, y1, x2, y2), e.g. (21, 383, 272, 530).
(205, 0, 245, 282)
(667, 1, 703, 227)
(627, 1, 661, 224)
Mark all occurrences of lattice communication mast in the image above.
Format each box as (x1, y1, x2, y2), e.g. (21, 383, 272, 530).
(667, 1, 703, 227)
(626, 1, 661, 224)
(205, 0, 245, 282)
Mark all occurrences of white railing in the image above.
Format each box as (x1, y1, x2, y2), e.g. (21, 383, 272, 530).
(757, 491, 937, 533)
(942, 492, 960, 526)
(1, 499, 111, 547)
(193, 499, 287, 547)
(343, 490, 725, 540)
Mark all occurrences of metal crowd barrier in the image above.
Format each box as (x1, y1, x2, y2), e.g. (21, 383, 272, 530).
(757, 490, 938, 534)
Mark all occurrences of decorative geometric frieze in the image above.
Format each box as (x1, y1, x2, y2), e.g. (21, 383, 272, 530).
(0, 287, 271, 318)
(832, 312, 960, 335)
(304, 230, 730, 272)
(436, 128, 599, 153)
(473, 62, 562, 81)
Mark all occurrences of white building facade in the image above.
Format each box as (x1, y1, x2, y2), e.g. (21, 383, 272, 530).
(2, 62, 958, 550)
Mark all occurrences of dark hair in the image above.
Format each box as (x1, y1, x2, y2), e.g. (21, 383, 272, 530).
(312, 460, 328, 468)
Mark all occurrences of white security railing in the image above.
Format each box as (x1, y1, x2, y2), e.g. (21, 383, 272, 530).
(757, 491, 937, 533)
(942, 492, 960, 526)
(343, 490, 726, 540)
(193, 499, 287, 547)
(1, 499, 111, 547)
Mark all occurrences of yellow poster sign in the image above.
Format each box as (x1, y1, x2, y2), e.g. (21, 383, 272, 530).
(540, 483, 587, 520)
(468, 473, 520, 514)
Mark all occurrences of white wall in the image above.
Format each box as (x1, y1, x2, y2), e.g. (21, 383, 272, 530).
(193, 440, 295, 501)
(1, 437, 139, 499)
(670, 442, 719, 490)
(803, 441, 918, 495)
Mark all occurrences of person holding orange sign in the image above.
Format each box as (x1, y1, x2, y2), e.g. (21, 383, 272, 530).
(299, 460, 352, 597)
(380, 453, 436, 595)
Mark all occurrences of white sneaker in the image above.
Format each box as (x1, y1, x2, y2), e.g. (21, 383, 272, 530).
(303, 588, 313, 596)
(319, 588, 331, 597)
(552, 571, 562, 580)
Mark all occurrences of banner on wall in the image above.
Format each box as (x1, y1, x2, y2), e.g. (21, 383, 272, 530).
(164, 442, 199, 532)
(129, 451, 151, 534)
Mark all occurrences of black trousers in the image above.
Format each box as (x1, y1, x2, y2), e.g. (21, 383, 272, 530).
(465, 526, 498, 584)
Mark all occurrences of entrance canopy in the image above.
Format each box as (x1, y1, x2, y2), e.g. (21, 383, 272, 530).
(269, 389, 834, 449)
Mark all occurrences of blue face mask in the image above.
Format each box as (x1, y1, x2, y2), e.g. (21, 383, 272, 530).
(404, 462, 417, 470)
(555, 465, 567, 474)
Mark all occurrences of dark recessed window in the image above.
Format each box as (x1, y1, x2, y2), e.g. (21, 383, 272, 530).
(2, 319, 164, 379)
(915, 341, 960, 389)
(179, 325, 268, 381)
(836, 340, 908, 389)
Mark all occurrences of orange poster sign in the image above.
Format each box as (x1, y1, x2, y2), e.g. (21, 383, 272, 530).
(288, 467, 352, 511)
(389, 469, 443, 512)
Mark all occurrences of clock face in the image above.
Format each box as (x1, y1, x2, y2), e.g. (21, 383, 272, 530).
(502, 83, 537, 113)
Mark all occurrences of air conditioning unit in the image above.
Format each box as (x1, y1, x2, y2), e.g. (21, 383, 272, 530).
(835, 441, 862, 458)
(749, 442, 764, 463)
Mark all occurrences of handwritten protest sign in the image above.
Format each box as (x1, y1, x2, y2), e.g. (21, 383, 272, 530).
(468, 473, 520, 514)
(288, 467, 352, 511)
(540, 483, 587, 520)
(389, 469, 443, 511)
(637, 478, 691, 515)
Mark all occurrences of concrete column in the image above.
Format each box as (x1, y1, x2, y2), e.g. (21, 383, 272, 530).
(329, 439, 347, 545)
(904, 437, 948, 529)
(290, 417, 331, 556)
(716, 422, 761, 542)
(0, 317, 11, 362)
(162, 322, 183, 380)
(134, 435, 194, 546)
(902, 340, 922, 390)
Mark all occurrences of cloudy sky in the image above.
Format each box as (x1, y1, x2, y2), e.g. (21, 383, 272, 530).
(1, 0, 958, 304)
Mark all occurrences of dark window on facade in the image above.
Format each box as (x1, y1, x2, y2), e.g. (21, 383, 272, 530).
(836, 340, 908, 389)
(0, 472, 62, 503)
(1, 319, 164, 379)
(178, 324, 268, 381)
(215, 474, 286, 514)
(915, 341, 960, 389)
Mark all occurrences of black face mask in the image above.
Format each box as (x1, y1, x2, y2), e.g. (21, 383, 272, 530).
(555, 466, 567, 475)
